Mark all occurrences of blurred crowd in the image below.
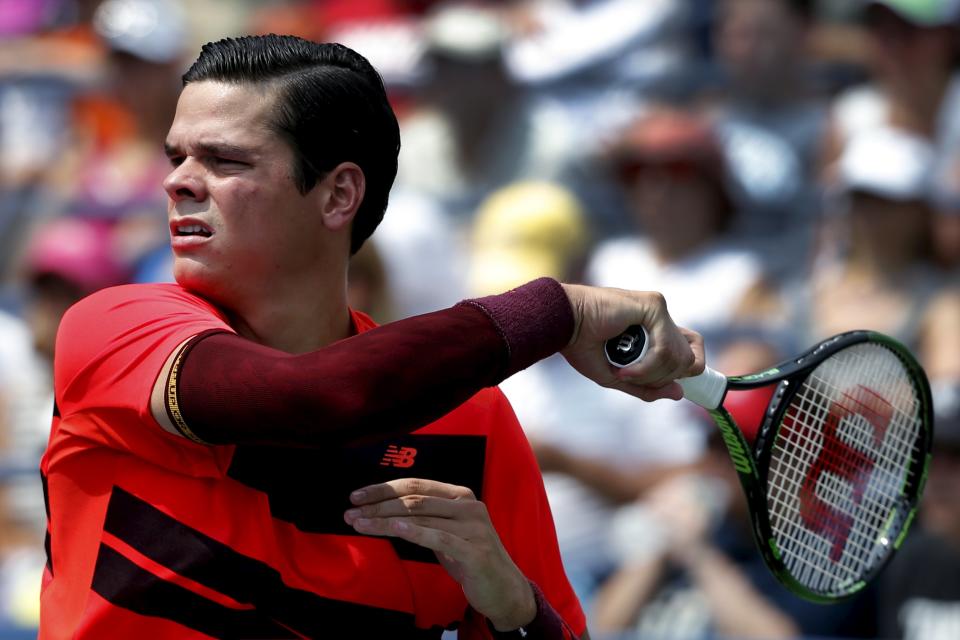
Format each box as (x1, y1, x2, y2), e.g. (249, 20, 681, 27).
(1, 0, 959, 638)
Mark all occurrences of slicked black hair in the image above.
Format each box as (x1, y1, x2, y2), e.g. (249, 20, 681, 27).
(182, 35, 401, 255)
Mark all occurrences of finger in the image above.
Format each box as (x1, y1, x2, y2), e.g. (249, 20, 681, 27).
(614, 345, 687, 387)
(681, 328, 706, 377)
(603, 379, 683, 402)
(350, 478, 476, 505)
(614, 325, 701, 386)
(344, 494, 488, 523)
(349, 514, 478, 540)
(357, 517, 475, 563)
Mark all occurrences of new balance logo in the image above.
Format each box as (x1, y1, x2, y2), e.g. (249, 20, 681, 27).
(380, 445, 418, 468)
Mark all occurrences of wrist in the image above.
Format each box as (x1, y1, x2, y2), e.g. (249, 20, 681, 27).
(558, 283, 583, 348)
(489, 577, 537, 632)
(461, 278, 575, 379)
(487, 580, 575, 639)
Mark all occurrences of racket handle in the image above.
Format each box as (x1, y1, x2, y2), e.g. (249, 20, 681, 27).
(605, 325, 727, 410)
(677, 368, 726, 410)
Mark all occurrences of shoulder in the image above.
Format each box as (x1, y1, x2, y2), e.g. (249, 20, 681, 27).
(831, 83, 888, 139)
(66, 282, 219, 316)
(699, 243, 763, 279)
(55, 283, 233, 391)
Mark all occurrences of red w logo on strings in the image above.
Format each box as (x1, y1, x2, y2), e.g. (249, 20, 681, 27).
(797, 385, 892, 562)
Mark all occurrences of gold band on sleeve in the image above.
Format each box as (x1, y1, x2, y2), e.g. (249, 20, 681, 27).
(165, 339, 211, 445)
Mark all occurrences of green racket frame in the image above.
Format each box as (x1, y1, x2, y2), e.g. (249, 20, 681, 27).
(715, 330, 933, 602)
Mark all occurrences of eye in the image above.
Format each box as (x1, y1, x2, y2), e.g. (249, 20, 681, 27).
(212, 157, 249, 170)
(168, 155, 185, 168)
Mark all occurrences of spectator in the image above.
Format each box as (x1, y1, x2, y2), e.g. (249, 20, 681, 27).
(877, 408, 960, 640)
(0, 216, 127, 630)
(0, 0, 100, 287)
(708, 0, 828, 277)
(797, 126, 960, 384)
(480, 181, 706, 612)
(822, 0, 960, 173)
(822, 0, 960, 275)
(585, 107, 776, 340)
(361, 188, 466, 320)
(44, 0, 190, 283)
(394, 2, 579, 226)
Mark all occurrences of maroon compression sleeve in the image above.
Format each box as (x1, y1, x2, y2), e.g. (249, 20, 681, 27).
(487, 581, 582, 639)
(174, 278, 574, 446)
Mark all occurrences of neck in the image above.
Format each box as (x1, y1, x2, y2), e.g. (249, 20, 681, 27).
(652, 233, 713, 265)
(847, 246, 917, 281)
(221, 270, 353, 355)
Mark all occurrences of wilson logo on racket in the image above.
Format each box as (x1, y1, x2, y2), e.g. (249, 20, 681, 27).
(710, 410, 753, 475)
(380, 445, 418, 468)
(797, 385, 892, 562)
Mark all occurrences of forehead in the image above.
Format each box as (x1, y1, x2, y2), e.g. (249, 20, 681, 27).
(166, 81, 278, 149)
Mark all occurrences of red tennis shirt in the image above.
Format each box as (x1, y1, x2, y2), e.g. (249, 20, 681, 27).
(39, 283, 584, 639)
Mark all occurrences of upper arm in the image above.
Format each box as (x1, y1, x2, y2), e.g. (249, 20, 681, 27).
(922, 288, 960, 379)
(150, 337, 193, 439)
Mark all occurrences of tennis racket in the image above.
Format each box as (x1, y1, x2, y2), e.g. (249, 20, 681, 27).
(605, 326, 933, 602)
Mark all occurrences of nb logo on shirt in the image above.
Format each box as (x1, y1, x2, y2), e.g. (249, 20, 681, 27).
(380, 445, 418, 468)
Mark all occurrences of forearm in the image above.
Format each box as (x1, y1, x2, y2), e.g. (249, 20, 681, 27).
(680, 545, 799, 639)
(172, 278, 574, 446)
(591, 557, 667, 632)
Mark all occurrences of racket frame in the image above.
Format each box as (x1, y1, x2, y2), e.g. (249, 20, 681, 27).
(714, 330, 933, 602)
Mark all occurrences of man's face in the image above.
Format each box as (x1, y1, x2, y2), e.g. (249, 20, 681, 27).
(163, 81, 324, 306)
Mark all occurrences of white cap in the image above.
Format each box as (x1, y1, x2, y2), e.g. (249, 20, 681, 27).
(93, 0, 186, 64)
(423, 2, 508, 61)
(837, 127, 935, 201)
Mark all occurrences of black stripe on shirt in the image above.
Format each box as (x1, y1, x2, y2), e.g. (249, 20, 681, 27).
(92, 543, 298, 638)
(41, 472, 52, 576)
(103, 487, 448, 639)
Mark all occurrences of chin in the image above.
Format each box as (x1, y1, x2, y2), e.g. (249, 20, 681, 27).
(173, 261, 229, 304)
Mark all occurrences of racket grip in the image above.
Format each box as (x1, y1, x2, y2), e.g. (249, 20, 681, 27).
(605, 325, 727, 409)
(677, 368, 726, 410)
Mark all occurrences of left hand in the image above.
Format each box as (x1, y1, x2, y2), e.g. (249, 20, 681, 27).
(344, 478, 536, 631)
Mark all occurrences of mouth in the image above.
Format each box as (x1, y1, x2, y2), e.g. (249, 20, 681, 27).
(173, 224, 213, 238)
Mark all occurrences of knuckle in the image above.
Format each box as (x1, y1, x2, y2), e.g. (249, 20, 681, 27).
(466, 500, 488, 519)
(435, 530, 456, 551)
(648, 343, 668, 363)
(405, 478, 425, 495)
(402, 495, 426, 513)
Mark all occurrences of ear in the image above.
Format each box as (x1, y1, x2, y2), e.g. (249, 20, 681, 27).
(317, 162, 365, 232)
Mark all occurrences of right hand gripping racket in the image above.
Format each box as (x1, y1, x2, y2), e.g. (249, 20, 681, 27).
(606, 326, 933, 602)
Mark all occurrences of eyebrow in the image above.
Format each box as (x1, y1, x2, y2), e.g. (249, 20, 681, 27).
(164, 141, 258, 159)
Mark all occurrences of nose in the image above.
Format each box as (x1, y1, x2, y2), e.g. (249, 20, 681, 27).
(163, 158, 208, 203)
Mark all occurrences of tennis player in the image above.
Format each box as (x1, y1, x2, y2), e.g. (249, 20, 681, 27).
(39, 35, 703, 639)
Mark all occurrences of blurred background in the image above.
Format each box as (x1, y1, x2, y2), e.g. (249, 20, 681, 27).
(1, 0, 959, 638)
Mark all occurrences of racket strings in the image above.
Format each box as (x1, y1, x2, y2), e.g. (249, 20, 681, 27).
(775, 368, 918, 589)
(764, 344, 923, 596)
